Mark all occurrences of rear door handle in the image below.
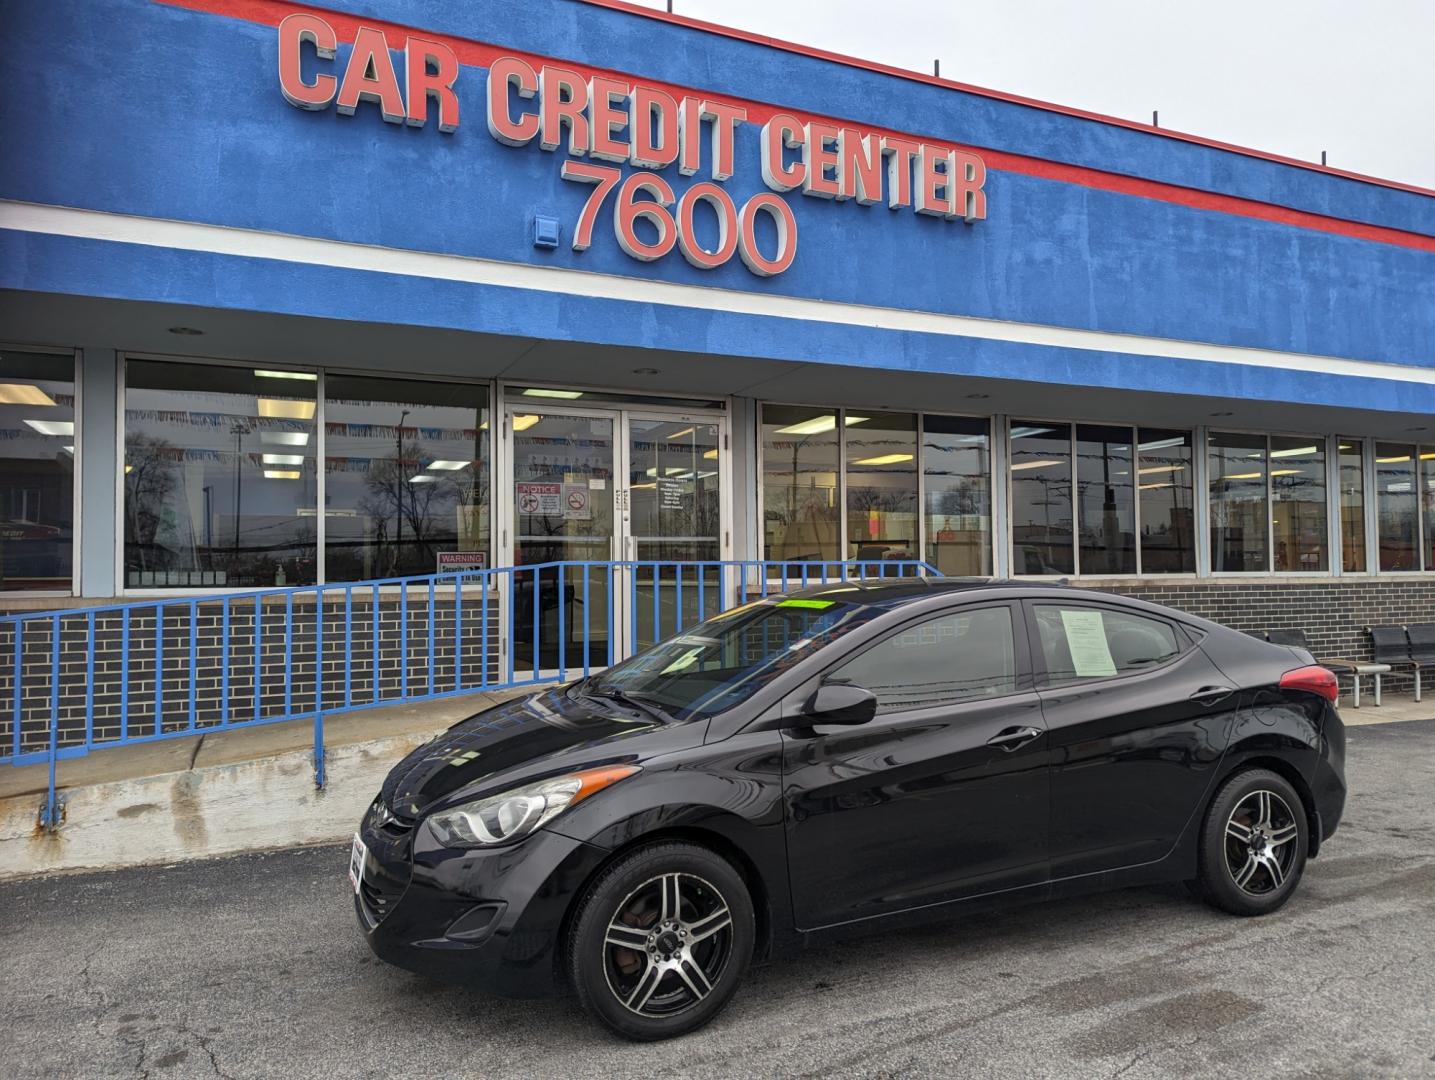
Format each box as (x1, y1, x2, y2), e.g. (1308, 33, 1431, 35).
(1189, 685, 1236, 706)
(986, 725, 1042, 752)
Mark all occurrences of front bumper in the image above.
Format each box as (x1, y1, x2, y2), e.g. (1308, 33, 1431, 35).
(353, 808, 611, 998)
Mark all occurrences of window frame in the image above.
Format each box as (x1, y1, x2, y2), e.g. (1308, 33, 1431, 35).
(801, 599, 1034, 718)
(1022, 599, 1195, 691)
(115, 351, 496, 595)
(756, 402, 996, 575)
(0, 342, 82, 597)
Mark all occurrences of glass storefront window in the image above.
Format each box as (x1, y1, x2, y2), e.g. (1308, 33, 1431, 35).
(923, 415, 991, 576)
(1375, 443, 1419, 571)
(1075, 424, 1135, 574)
(1136, 429, 1195, 573)
(0, 350, 75, 591)
(1424, 449, 1435, 572)
(1209, 431, 1268, 572)
(1270, 436, 1327, 572)
(1338, 440, 1366, 572)
(1010, 421, 1073, 575)
(324, 375, 489, 581)
(845, 411, 917, 563)
(761, 405, 841, 562)
(124, 360, 317, 588)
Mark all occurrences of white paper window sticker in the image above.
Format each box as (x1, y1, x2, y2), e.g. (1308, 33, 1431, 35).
(659, 646, 706, 676)
(1060, 609, 1117, 677)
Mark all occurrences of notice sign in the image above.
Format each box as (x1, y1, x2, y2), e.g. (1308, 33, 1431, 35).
(437, 551, 487, 571)
(563, 483, 591, 520)
(658, 478, 685, 510)
(516, 482, 562, 515)
(1060, 609, 1117, 677)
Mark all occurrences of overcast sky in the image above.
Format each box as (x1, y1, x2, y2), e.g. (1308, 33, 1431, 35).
(624, 0, 1435, 190)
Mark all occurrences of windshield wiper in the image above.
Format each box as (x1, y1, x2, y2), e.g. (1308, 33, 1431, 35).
(582, 684, 676, 725)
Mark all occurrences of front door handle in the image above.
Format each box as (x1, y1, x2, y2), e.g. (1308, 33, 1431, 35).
(986, 725, 1042, 752)
(1189, 685, 1236, 706)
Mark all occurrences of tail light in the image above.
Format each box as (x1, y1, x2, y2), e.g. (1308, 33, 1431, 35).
(1280, 665, 1339, 702)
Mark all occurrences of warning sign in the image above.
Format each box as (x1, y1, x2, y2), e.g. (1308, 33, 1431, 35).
(563, 483, 591, 520)
(437, 551, 488, 571)
(516, 482, 561, 515)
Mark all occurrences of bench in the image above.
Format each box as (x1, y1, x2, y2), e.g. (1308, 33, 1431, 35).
(1368, 624, 1435, 703)
(1264, 628, 1391, 708)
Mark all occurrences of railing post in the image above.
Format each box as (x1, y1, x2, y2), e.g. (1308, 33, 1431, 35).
(314, 586, 325, 789)
(40, 617, 61, 831)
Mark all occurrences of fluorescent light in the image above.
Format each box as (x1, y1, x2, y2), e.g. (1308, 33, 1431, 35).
(1139, 482, 1173, 490)
(521, 388, 583, 399)
(511, 414, 541, 431)
(631, 482, 657, 489)
(0, 383, 57, 406)
(1011, 459, 1064, 471)
(1421, 453, 1435, 461)
(1009, 426, 1055, 439)
(668, 427, 695, 440)
(62, 445, 74, 455)
(1221, 471, 1263, 480)
(774, 414, 869, 436)
(1138, 464, 1186, 475)
(254, 369, 317, 381)
(1269, 445, 1319, 459)
(1388, 482, 1411, 493)
(256, 398, 315, 420)
(1137, 437, 1185, 451)
(1270, 469, 1303, 477)
(703, 448, 719, 459)
(408, 475, 436, 483)
(263, 469, 301, 480)
(425, 460, 470, 471)
(261, 453, 303, 466)
(1376, 455, 1411, 464)
(851, 453, 914, 466)
(24, 419, 74, 436)
(260, 431, 310, 447)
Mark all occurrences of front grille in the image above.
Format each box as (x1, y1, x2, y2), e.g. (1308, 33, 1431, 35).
(358, 871, 405, 928)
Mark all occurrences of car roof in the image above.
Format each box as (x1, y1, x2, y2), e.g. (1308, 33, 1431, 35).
(784, 577, 1072, 607)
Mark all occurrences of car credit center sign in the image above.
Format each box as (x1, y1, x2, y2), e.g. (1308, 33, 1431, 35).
(276, 13, 988, 277)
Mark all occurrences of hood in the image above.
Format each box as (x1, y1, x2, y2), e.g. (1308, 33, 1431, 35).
(378, 686, 698, 820)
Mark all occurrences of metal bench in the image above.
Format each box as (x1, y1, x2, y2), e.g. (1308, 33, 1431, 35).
(1369, 626, 1422, 703)
(1407, 623, 1435, 702)
(1266, 628, 1391, 708)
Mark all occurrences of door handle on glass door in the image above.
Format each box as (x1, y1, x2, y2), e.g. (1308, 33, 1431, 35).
(986, 726, 1041, 751)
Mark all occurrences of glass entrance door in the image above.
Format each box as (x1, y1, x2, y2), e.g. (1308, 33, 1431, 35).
(509, 410, 617, 674)
(627, 417, 723, 651)
(503, 403, 727, 672)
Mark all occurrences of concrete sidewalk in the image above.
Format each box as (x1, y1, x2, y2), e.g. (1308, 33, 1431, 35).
(0, 687, 533, 881)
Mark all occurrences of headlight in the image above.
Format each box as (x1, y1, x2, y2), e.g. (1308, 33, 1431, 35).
(426, 765, 640, 848)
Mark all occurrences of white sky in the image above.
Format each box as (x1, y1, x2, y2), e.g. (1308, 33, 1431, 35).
(623, 0, 1435, 191)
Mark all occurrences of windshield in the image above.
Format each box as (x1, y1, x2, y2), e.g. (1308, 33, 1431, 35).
(584, 597, 884, 722)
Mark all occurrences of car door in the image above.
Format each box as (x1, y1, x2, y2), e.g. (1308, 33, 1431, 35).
(779, 601, 1050, 930)
(1026, 599, 1241, 879)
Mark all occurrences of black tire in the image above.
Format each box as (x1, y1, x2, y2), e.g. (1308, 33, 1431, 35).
(567, 840, 754, 1041)
(1195, 768, 1308, 916)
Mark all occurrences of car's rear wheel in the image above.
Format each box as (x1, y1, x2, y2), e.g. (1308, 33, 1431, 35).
(567, 840, 754, 1041)
(1195, 768, 1308, 916)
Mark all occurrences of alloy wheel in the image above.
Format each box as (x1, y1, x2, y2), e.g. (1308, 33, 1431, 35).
(601, 872, 734, 1018)
(1223, 789, 1300, 895)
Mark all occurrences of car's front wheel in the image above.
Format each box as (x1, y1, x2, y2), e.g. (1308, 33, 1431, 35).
(567, 840, 754, 1041)
(1195, 767, 1308, 916)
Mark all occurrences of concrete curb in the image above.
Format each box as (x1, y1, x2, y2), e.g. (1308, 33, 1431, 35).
(0, 727, 441, 881)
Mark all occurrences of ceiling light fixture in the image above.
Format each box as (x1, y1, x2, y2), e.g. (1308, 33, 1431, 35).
(263, 469, 301, 480)
(851, 453, 915, 466)
(256, 398, 316, 420)
(0, 383, 57, 406)
(23, 419, 74, 437)
(522, 388, 584, 399)
(1269, 445, 1319, 459)
(260, 431, 310, 447)
(254, 369, 317, 381)
(1011, 459, 1064, 471)
(425, 460, 471, 471)
(261, 453, 304, 466)
(511, 414, 541, 431)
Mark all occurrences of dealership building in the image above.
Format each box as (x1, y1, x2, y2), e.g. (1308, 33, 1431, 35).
(3, 0, 1435, 670)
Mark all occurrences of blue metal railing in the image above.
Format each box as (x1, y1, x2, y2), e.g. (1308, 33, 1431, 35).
(2, 558, 938, 829)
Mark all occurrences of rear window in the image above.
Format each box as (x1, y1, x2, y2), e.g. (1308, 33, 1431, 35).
(1034, 605, 1182, 683)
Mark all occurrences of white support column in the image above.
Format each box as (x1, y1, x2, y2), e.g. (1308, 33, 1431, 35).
(992, 414, 1010, 579)
(79, 347, 118, 597)
(1193, 427, 1211, 578)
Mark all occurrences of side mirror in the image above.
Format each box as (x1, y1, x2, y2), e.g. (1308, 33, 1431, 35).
(802, 682, 878, 726)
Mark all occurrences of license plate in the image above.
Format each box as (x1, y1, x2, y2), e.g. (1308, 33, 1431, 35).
(348, 832, 368, 894)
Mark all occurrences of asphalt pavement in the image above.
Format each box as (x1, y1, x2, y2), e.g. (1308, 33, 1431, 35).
(3, 719, 1434, 1079)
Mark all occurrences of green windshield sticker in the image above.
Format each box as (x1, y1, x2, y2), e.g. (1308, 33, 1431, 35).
(659, 647, 705, 676)
(777, 599, 836, 609)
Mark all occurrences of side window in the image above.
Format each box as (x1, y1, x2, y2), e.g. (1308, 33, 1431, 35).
(1033, 605, 1182, 684)
(827, 606, 1017, 714)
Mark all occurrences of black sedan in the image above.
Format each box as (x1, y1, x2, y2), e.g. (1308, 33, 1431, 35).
(352, 579, 1346, 1041)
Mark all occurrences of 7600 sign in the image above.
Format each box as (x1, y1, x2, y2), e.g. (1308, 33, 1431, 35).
(561, 162, 797, 277)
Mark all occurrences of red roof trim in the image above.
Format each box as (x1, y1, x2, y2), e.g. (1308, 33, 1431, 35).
(577, 0, 1435, 200)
